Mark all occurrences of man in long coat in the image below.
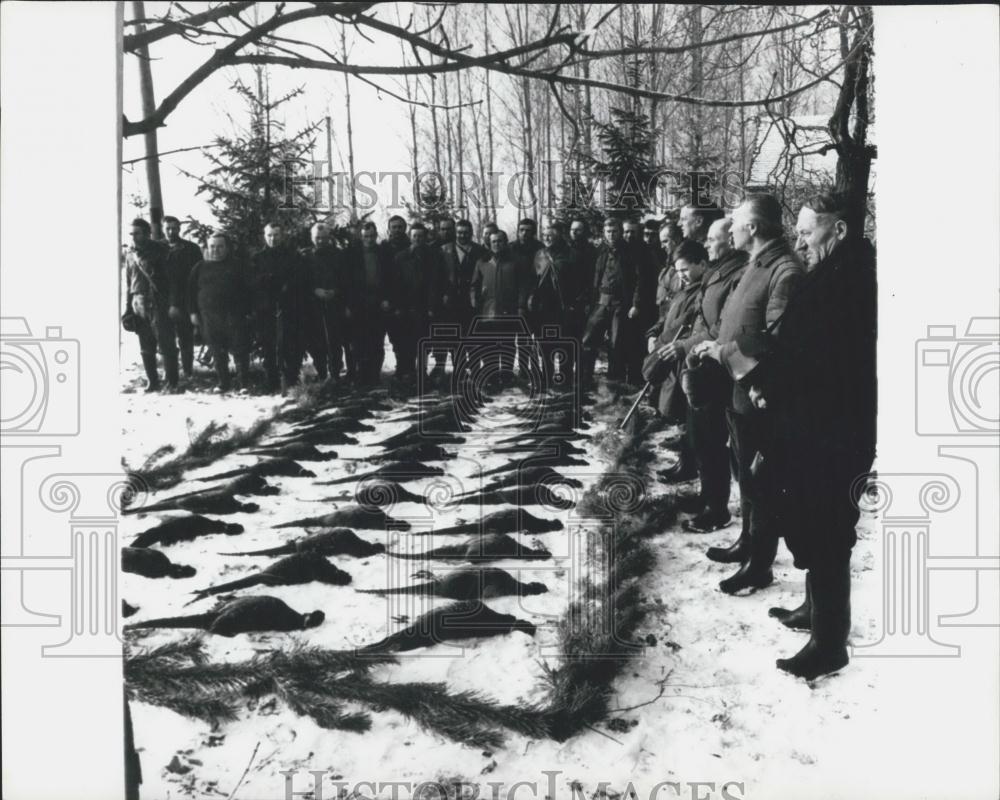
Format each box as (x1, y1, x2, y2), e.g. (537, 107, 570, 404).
(675, 218, 749, 526)
(739, 193, 876, 680)
(692, 194, 804, 595)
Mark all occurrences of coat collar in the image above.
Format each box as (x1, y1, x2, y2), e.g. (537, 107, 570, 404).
(705, 249, 748, 284)
(750, 237, 794, 270)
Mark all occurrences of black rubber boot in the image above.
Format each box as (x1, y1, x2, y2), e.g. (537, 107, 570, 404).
(706, 533, 749, 564)
(769, 575, 812, 630)
(659, 460, 698, 483)
(719, 529, 777, 595)
(776, 560, 851, 680)
(180, 345, 194, 378)
(141, 353, 160, 392)
(213, 349, 231, 391)
(163, 353, 180, 390)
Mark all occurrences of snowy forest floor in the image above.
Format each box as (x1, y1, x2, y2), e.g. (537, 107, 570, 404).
(120, 336, 997, 800)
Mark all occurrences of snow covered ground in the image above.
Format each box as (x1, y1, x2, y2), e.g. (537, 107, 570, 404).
(121, 340, 998, 800)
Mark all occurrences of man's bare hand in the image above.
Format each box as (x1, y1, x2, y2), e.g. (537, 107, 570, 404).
(656, 342, 681, 362)
(628, 306, 639, 320)
(693, 340, 722, 363)
(749, 385, 767, 410)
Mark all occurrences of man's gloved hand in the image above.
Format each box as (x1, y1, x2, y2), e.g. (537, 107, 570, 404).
(627, 305, 639, 320)
(647, 337, 657, 354)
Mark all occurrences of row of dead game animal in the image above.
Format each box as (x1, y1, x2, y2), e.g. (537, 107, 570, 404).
(123, 390, 595, 653)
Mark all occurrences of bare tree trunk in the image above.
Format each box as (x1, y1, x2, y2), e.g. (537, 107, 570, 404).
(456, 61, 466, 215)
(483, 4, 495, 221)
(339, 25, 358, 222)
(443, 67, 454, 205)
(830, 6, 875, 235)
(430, 75, 442, 178)
(131, 0, 164, 238)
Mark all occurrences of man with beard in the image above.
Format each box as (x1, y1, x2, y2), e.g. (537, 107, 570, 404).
(675, 217, 749, 528)
(162, 215, 202, 381)
(391, 222, 442, 382)
(188, 232, 251, 393)
(529, 221, 576, 386)
(742, 193, 876, 680)
(352, 222, 394, 385)
(470, 229, 534, 385)
(691, 194, 803, 595)
(125, 218, 176, 392)
(436, 218, 487, 380)
(250, 222, 308, 393)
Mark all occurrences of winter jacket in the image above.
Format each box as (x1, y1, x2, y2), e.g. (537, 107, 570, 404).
(440, 241, 488, 315)
(165, 238, 203, 311)
(593, 241, 643, 311)
(126, 240, 170, 302)
(470, 251, 534, 318)
(717, 237, 804, 414)
(188, 257, 251, 321)
(530, 242, 576, 315)
(393, 245, 444, 317)
(749, 237, 877, 567)
(675, 248, 749, 359)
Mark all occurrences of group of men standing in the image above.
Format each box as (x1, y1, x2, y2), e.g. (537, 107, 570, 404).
(640, 191, 876, 681)
(125, 210, 692, 395)
(125, 191, 876, 681)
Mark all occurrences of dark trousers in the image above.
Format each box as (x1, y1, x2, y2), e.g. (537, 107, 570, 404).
(388, 312, 428, 378)
(727, 408, 778, 567)
(255, 308, 302, 388)
(353, 309, 386, 383)
(135, 301, 179, 385)
(582, 302, 624, 382)
(172, 313, 194, 377)
(532, 310, 576, 391)
(460, 317, 523, 384)
(688, 401, 732, 515)
(202, 312, 249, 390)
(432, 308, 471, 374)
(307, 302, 347, 379)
